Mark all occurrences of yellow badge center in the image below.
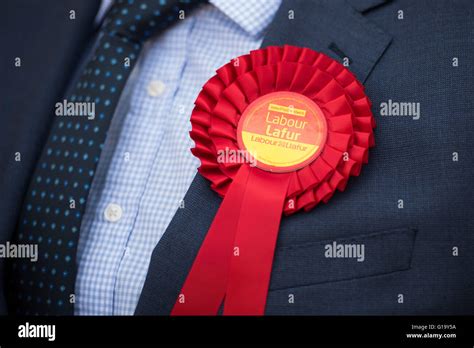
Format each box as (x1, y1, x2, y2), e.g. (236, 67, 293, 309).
(237, 91, 327, 173)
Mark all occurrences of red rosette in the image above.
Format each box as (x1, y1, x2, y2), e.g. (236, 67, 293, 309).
(174, 45, 375, 316)
(190, 45, 375, 216)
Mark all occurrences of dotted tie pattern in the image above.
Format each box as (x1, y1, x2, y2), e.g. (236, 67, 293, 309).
(8, 0, 205, 315)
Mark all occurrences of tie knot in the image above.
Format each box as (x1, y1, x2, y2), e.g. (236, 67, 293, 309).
(102, 0, 205, 42)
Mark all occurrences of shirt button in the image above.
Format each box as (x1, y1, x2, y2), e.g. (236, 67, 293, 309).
(104, 203, 123, 222)
(147, 80, 166, 97)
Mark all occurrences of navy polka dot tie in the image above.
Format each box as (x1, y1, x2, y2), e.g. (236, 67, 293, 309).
(8, 0, 205, 315)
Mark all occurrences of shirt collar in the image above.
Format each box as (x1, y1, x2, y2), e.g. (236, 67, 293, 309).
(210, 0, 282, 37)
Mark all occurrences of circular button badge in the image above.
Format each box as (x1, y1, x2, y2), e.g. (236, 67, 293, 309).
(237, 91, 327, 173)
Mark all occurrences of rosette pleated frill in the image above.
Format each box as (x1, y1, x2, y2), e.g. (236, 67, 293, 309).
(172, 45, 375, 316)
(190, 45, 374, 214)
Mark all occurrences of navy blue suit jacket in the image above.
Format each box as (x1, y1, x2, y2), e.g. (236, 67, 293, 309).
(1, 0, 473, 315)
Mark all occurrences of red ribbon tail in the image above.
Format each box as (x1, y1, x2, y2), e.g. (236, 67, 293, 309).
(171, 165, 291, 316)
(171, 165, 251, 315)
(223, 167, 291, 315)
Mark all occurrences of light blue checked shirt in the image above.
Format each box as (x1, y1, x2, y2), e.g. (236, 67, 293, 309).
(75, 0, 282, 315)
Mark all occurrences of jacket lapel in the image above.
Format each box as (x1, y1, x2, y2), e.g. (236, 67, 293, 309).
(135, 0, 392, 315)
(262, 0, 393, 83)
(0, 0, 99, 315)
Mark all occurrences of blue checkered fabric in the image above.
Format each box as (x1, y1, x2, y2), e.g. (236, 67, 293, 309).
(75, 0, 281, 315)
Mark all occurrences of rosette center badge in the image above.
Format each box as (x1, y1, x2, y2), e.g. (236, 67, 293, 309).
(237, 91, 328, 172)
